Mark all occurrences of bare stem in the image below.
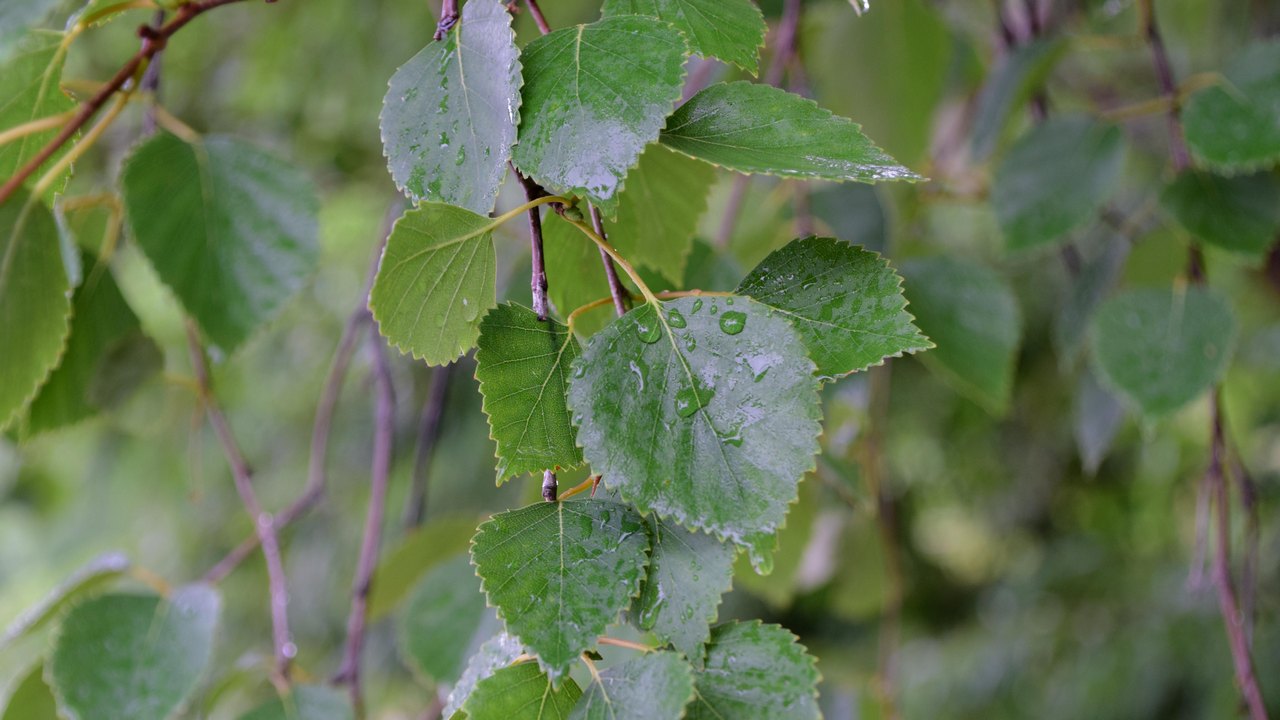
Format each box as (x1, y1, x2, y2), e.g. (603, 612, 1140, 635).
(590, 205, 629, 317)
(140, 9, 166, 136)
(515, 169, 551, 320)
(404, 364, 452, 529)
(435, 0, 458, 40)
(1139, 0, 1191, 172)
(523, 0, 551, 35)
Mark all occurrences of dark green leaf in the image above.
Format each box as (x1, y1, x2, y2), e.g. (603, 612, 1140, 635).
(476, 303, 583, 482)
(686, 621, 820, 720)
(238, 686, 353, 720)
(399, 555, 494, 686)
(369, 515, 479, 620)
(661, 82, 920, 183)
(1, 552, 129, 648)
(462, 662, 582, 719)
(1, 665, 57, 720)
(444, 632, 526, 718)
(601, 0, 765, 74)
(512, 16, 689, 213)
(1183, 40, 1280, 170)
(1089, 287, 1236, 418)
(569, 651, 695, 720)
(1075, 370, 1126, 476)
(381, 0, 521, 213)
(1053, 239, 1128, 367)
(1160, 170, 1280, 258)
(567, 296, 822, 570)
(806, 183, 886, 253)
(48, 585, 220, 720)
(969, 38, 1067, 160)
(0, 31, 74, 199)
(993, 115, 1125, 251)
(120, 133, 319, 353)
(737, 237, 931, 378)
(471, 499, 650, 683)
(900, 256, 1021, 414)
(369, 203, 499, 365)
(634, 518, 736, 662)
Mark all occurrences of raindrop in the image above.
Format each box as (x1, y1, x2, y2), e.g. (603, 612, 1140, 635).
(719, 311, 747, 335)
(683, 334, 697, 351)
(674, 386, 714, 418)
(691, 299, 703, 314)
(635, 317, 661, 344)
(667, 309, 687, 328)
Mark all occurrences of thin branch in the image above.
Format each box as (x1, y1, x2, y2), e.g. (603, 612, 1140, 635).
(515, 168, 551, 320)
(590, 205, 629, 317)
(542, 469, 558, 503)
(1139, 0, 1191, 173)
(140, 9, 166, 136)
(523, 0, 551, 35)
(435, 0, 458, 40)
(404, 364, 452, 529)
(185, 323, 294, 678)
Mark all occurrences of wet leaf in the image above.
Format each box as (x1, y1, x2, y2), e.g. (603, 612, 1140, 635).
(601, 0, 765, 74)
(634, 518, 736, 662)
(444, 632, 526, 717)
(463, 662, 582, 719)
(1183, 40, 1280, 170)
(1160, 170, 1280, 258)
(686, 621, 820, 719)
(569, 651, 695, 720)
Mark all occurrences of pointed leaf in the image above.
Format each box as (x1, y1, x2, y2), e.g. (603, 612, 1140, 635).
(399, 555, 494, 686)
(567, 296, 822, 570)
(601, 0, 765, 74)
(476, 303, 583, 482)
(444, 632, 526, 718)
(737, 237, 931, 378)
(659, 82, 920, 183)
(1183, 40, 1280, 170)
(238, 686, 353, 720)
(686, 621, 820, 720)
(369, 203, 498, 365)
(381, 0, 521, 213)
(2, 665, 57, 720)
(569, 651, 695, 720)
(511, 16, 689, 213)
(462, 662, 582, 719)
(48, 585, 221, 720)
(1089, 286, 1236, 419)
(1, 552, 129, 648)
(634, 518, 735, 662)
(993, 115, 1126, 251)
(0, 31, 74, 199)
(1160, 170, 1280, 258)
(120, 133, 319, 353)
(471, 499, 650, 683)
(0, 192, 71, 430)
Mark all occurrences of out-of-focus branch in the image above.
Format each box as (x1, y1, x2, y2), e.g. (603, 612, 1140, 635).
(404, 365, 452, 528)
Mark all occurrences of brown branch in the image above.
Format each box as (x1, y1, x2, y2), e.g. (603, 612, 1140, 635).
(590, 205, 629, 317)
(515, 168, 552, 319)
(404, 364, 452, 528)
(140, 9, 166, 136)
(185, 323, 294, 679)
(0, 0, 250, 205)
(435, 0, 458, 40)
(523, 0, 551, 35)
(1139, 0, 1191, 173)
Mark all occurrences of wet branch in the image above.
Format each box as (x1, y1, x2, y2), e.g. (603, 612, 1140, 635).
(590, 205, 629, 318)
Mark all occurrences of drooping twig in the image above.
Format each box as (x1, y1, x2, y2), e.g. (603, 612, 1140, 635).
(435, 0, 458, 40)
(185, 323, 294, 678)
(404, 364, 452, 529)
(590, 205, 629, 317)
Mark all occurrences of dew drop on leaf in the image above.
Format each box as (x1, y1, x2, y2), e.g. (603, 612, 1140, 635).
(691, 298, 703, 314)
(667, 308, 687, 328)
(719, 311, 747, 335)
(635, 317, 662, 344)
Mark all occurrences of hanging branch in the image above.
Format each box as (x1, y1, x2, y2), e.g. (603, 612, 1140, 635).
(404, 364, 453, 529)
(523, 0, 551, 35)
(590, 205, 629, 317)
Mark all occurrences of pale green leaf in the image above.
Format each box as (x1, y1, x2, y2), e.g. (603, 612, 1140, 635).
(444, 632, 526, 718)
(686, 621, 820, 720)
(1, 665, 57, 720)
(48, 585, 220, 720)
(601, 0, 765, 74)
(0, 2, 60, 62)
(1089, 287, 1236, 419)
(471, 499, 649, 683)
(475, 303, 583, 482)
(1, 552, 129, 648)
(120, 133, 319, 353)
(511, 16, 689, 213)
(661, 82, 920, 183)
(0, 31, 74, 199)
(399, 555, 494, 686)
(369, 203, 498, 365)
(737, 237, 931, 378)
(633, 518, 735, 663)
(993, 115, 1126, 251)
(381, 0, 521, 213)
(567, 296, 822, 571)
(238, 686, 353, 720)
(1160, 170, 1280, 258)
(731, 477, 818, 609)
(462, 662, 581, 719)
(369, 515, 479, 620)
(569, 651, 695, 720)
(1183, 40, 1280, 170)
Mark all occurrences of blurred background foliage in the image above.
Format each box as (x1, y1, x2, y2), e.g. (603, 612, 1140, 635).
(2, 0, 1279, 717)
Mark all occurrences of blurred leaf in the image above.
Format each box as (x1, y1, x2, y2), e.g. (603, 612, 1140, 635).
(805, 183, 886, 253)
(1, 665, 57, 720)
(993, 116, 1125, 252)
(368, 515, 478, 620)
(737, 237, 931, 378)
(634, 518, 736, 663)
(120, 133, 319, 354)
(686, 622, 820, 719)
(238, 686, 353, 720)
(48, 585, 220, 720)
(369, 203, 497, 365)
(399, 555, 493, 686)
(601, 0, 765, 74)
(381, 0, 521, 213)
(970, 38, 1067, 160)
(0, 2, 60, 62)
(901, 256, 1021, 414)
(471, 499, 649, 683)
(1183, 40, 1280, 170)
(1054, 238, 1129, 367)
(444, 632, 526, 718)
(1, 552, 129, 648)
(543, 213, 626, 334)
(0, 31, 74, 200)
(568, 651, 695, 720)
(475, 303, 583, 482)
(1090, 286, 1236, 418)
(462, 662, 582, 719)
(1160, 170, 1280, 258)
(731, 475, 818, 608)
(661, 82, 920, 183)
(682, 238, 744, 293)
(512, 16, 689, 214)
(567, 298, 821, 571)
(1075, 370, 1126, 475)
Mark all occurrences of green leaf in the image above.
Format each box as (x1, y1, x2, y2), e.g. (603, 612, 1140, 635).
(461, 662, 582, 719)
(633, 518, 735, 662)
(992, 115, 1126, 251)
(1053, 240, 1128, 367)
(1183, 40, 1280, 170)
(1160, 170, 1280, 258)
(238, 686, 353, 720)
(0, 2, 60, 62)
(567, 296, 822, 571)
(0, 192, 71, 430)
(48, 585, 221, 720)
(1, 552, 130, 648)
(1, 665, 58, 720)
(444, 632, 526, 718)
(601, 0, 766, 74)
(476, 303, 583, 482)
(569, 651, 695, 720)
(686, 621, 820, 720)
(399, 555, 494, 686)
(1089, 287, 1236, 419)
(369, 203, 499, 365)
(604, 144, 716, 285)
(120, 132, 319, 353)
(471, 499, 650, 683)
(368, 515, 479, 620)
(806, 183, 886, 252)
(1075, 370, 1126, 476)
(381, 0, 521, 213)
(969, 38, 1067, 160)
(900, 256, 1021, 414)
(737, 237, 931, 378)
(660, 82, 920, 183)
(0, 31, 75, 199)
(511, 16, 689, 213)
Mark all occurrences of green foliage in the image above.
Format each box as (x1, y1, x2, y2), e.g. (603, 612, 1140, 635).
(367, 515, 480, 620)
(444, 633, 526, 718)
(601, 0, 766, 74)
(633, 518, 736, 662)
(570, 651, 695, 720)
(1, 665, 57, 720)
(462, 662, 582, 719)
(399, 555, 493, 685)
(970, 38, 1066, 160)
(1182, 40, 1280, 170)
(238, 686, 353, 720)
(1160, 170, 1280, 258)
(686, 622, 820, 720)
(0, 31, 73, 199)
(0, 552, 130, 648)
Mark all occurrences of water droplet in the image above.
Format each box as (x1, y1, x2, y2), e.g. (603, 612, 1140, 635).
(634, 312, 661, 343)
(629, 360, 646, 391)
(573, 362, 586, 378)
(683, 333, 697, 351)
(710, 304, 718, 315)
(719, 311, 747, 335)
(674, 385, 714, 418)
(667, 309, 687, 328)
(691, 299, 703, 314)
(725, 297, 734, 306)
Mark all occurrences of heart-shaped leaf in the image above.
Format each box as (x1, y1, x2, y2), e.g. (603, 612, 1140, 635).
(462, 662, 582, 719)
(1183, 40, 1280, 170)
(685, 621, 820, 720)
(633, 518, 736, 662)
(569, 651, 695, 720)
(1160, 170, 1280, 259)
